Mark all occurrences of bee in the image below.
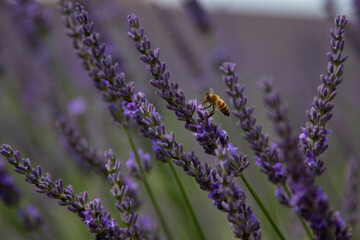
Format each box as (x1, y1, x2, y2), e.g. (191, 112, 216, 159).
(201, 90, 230, 121)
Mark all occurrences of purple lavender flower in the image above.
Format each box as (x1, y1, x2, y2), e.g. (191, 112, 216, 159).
(0, 144, 122, 239)
(67, 96, 87, 117)
(17, 204, 43, 231)
(299, 15, 348, 176)
(105, 149, 156, 239)
(127, 149, 152, 179)
(209, 160, 262, 240)
(181, 0, 211, 33)
(0, 158, 21, 206)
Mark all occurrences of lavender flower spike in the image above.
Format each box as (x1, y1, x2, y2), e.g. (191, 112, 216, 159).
(105, 149, 158, 239)
(299, 15, 348, 176)
(0, 144, 122, 239)
(221, 62, 287, 186)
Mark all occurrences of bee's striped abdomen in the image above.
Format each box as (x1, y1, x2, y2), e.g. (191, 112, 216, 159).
(217, 99, 230, 116)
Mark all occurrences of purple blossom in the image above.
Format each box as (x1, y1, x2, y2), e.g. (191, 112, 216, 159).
(126, 149, 152, 179)
(299, 15, 348, 176)
(17, 204, 43, 231)
(67, 97, 87, 117)
(105, 149, 155, 239)
(0, 158, 21, 206)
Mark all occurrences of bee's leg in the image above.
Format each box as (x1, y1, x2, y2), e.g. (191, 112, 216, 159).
(200, 104, 212, 110)
(205, 105, 215, 121)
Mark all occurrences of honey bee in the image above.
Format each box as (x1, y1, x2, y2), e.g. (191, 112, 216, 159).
(201, 90, 230, 121)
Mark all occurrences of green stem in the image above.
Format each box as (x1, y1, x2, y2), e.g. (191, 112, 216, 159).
(125, 129, 173, 240)
(168, 162, 205, 240)
(240, 173, 286, 240)
(284, 185, 314, 240)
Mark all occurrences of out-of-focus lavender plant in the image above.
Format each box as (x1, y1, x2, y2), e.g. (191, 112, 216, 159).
(17, 204, 43, 231)
(152, 4, 204, 79)
(1, 157, 46, 235)
(57, 116, 107, 176)
(299, 16, 347, 176)
(127, 149, 152, 180)
(6, 0, 51, 49)
(343, 155, 359, 227)
(181, 0, 211, 34)
(57, 114, 142, 210)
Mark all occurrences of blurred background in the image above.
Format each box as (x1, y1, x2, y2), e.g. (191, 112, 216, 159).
(0, 0, 359, 239)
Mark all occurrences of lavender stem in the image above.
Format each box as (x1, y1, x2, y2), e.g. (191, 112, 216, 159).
(240, 173, 286, 240)
(125, 128, 173, 240)
(167, 162, 205, 240)
(283, 184, 313, 240)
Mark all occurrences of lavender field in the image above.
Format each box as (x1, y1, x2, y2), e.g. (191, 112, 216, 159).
(0, 0, 359, 239)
